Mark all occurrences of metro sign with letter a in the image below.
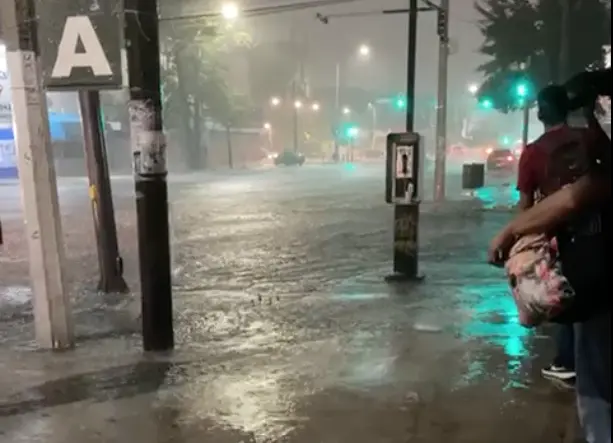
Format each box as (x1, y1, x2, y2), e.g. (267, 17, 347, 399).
(36, 0, 123, 90)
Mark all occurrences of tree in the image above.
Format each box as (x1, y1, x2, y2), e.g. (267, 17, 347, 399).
(475, 0, 610, 112)
(160, 20, 251, 169)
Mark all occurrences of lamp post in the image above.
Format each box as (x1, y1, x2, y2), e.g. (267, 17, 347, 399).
(333, 44, 371, 161)
(263, 122, 273, 151)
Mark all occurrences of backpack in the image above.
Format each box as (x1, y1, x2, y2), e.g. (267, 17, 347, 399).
(545, 127, 611, 323)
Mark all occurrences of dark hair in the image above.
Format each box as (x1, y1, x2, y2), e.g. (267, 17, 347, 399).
(537, 84, 570, 125)
(564, 68, 612, 110)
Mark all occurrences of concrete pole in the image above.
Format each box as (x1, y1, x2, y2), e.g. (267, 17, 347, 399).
(433, 0, 449, 202)
(0, 0, 73, 349)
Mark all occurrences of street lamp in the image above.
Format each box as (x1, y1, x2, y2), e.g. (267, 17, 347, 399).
(311, 102, 320, 112)
(358, 44, 371, 58)
(468, 83, 479, 95)
(270, 96, 281, 107)
(333, 44, 372, 161)
(221, 2, 240, 21)
(294, 100, 303, 109)
(263, 122, 273, 150)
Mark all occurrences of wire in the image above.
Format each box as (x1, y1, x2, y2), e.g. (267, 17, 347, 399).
(159, 0, 367, 22)
(317, 6, 435, 21)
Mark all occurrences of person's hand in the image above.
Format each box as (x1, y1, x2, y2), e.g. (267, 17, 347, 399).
(488, 225, 515, 267)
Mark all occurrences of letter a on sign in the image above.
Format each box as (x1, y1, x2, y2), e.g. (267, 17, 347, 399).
(51, 16, 113, 78)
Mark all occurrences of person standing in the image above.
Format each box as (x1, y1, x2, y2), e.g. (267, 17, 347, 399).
(515, 85, 580, 387)
(490, 83, 610, 443)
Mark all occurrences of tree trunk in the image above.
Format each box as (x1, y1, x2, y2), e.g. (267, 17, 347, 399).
(225, 126, 234, 169)
(558, 0, 570, 82)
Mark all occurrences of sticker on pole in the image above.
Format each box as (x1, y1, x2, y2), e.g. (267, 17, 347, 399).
(132, 131, 167, 176)
(36, 0, 123, 90)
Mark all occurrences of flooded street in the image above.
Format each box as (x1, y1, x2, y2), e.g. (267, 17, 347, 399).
(0, 165, 576, 442)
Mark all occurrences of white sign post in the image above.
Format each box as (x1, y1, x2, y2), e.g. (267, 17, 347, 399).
(0, 0, 74, 349)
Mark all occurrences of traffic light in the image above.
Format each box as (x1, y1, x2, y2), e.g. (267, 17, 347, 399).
(500, 135, 512, 146)
(479, 98, 494, 109)
(346, 125, 359, 138)
(437, 9, 447, 37)
(394, 95, 406, 110)
(515, 81, 529, 98)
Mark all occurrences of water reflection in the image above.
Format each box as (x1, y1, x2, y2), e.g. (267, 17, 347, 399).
(338, 331, 396, 389)
(457, 283, 533, 389)
(180, 367, 298, 441)
(474, 186, 520, 209)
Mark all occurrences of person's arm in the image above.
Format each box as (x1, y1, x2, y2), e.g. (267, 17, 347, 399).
(516, 147, 536, 211)
(489, 128, 609, 264)
(508, 173, 609, 237)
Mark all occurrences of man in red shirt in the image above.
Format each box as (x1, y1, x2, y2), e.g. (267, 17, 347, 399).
(516, 85, 580, 386)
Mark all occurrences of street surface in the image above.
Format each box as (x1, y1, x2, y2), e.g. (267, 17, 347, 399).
(0, 164, 577, 442)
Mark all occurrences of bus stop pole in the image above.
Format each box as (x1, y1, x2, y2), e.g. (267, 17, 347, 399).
(78, 89, 128, 294)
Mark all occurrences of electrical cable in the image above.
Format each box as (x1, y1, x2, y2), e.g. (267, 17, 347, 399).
(160, 0, 367, 22)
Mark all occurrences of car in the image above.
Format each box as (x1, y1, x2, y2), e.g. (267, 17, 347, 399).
(274, 151, 305, 166)
(486, 148, 517, 172)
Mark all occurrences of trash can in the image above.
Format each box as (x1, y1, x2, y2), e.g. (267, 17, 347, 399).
(462, 163, 485, 190)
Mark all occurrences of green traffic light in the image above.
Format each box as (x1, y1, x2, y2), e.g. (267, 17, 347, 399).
(480, 98, 493, 109)
(500, 135, 512, 146)
(346, 126, 359, 138)
(515, 81, 529, 98)
(392, 95, 406, 109)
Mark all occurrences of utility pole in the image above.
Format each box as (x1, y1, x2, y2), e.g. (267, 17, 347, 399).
(520, 60, 531, 148)
(334, 62, 341, 161)
(1, 0, 73, 349)
(433, 0, 449, 202)
(405, 0, 419, 132)
(388, 0, 422, 280)
(78, 90, 128, 293)
(521, 104, 530, 147)
(124, 0, 174, 351)
(292, 79, 300, 153)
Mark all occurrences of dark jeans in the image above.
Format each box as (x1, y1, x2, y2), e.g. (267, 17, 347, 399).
(554, 324, 575, 370)
(575, 311, 611, 443)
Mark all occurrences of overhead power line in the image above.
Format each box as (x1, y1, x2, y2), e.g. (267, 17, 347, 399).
(160, 0, 366, 22)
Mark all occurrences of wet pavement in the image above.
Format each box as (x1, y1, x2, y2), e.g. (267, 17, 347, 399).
(0, 164, 578, 442)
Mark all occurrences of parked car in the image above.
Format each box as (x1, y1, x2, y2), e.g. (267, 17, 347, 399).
(486, 148, 517, 172)
(274, 151, 305, 166)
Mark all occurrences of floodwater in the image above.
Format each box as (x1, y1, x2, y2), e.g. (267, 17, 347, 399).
(0, 165, 575, 442)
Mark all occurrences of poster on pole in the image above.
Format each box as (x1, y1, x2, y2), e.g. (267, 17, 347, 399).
(36, 0, 123, 90)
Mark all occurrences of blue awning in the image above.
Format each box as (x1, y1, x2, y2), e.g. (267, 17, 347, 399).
(0, 112, 81, 142)
(0, 127, 13, 141)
